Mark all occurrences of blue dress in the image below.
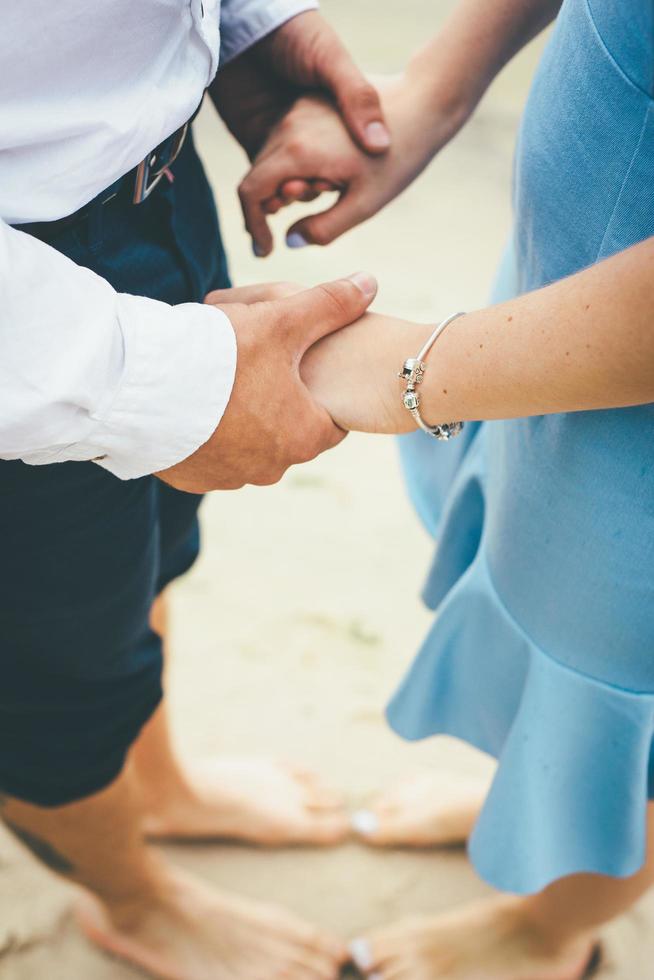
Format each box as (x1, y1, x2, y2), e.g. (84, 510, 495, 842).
(388, 0, 654, 895)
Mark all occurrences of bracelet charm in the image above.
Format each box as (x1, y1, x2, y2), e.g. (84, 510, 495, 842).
(398, 312, 465, 441)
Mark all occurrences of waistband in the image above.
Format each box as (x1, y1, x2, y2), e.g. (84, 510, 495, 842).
(12, 118, 192, 241)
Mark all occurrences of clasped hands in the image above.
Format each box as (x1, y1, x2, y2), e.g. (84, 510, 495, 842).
(158, 9, 458, 494)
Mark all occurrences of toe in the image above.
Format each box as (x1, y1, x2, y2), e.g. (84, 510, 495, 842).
(352, 807, 407, 846)
(299, 923, 348, 967)
(308, 812, 350, 844)
(351, 808, 381, 839)
(289, 946, 342, 980)
(304, 786, 344, 810)
(350, 936, 374, 972)
(351, 927, 409, 973)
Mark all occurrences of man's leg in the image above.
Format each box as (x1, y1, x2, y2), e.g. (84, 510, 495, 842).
(120, 135, 347, 847)
(0, 129, 346, 977)
(0, 763, 346, 980)
(0, 455, 345, 979)
(132, 593, 349, 846)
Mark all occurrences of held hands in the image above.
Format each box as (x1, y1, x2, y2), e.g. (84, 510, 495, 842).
(155, 273, 378, 494)
(238, 68, 470, 256)
(210, 10, 391, 161)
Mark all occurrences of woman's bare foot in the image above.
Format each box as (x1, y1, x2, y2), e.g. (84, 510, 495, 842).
(77, 865, 347, 980)
(351, 770, 490, 847)
(142, 757, 349, 846)
(349, 897, 597, 980)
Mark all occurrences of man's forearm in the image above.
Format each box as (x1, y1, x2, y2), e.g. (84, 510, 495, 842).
(409, 0, 562, 126)
(0, 219, 235, 478)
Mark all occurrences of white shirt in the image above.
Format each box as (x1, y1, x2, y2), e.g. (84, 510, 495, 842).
(0, 0, 316, 479)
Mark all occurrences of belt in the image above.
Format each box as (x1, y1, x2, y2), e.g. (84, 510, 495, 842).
(15, 121, 189, 239)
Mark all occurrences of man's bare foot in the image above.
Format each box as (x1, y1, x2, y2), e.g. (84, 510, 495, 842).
(77, 865, 347, 980)
(351, 770, 490, 847)
(142, 757, 350, 846)
(349, 897, 597, 980)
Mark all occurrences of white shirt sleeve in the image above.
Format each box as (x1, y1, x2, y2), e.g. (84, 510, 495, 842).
(218, 0, 319, 65)
(0, 219, 237, 480)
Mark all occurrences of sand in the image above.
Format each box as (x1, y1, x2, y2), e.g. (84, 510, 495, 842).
(2, 1, 653, 976)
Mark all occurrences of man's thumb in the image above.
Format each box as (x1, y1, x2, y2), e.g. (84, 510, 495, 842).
(278, 272, 378, 350)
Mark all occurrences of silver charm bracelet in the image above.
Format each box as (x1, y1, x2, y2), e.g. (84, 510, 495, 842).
(399, 311, 466, 441)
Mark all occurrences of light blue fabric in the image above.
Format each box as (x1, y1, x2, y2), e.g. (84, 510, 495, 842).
(388, 0, 654, 895)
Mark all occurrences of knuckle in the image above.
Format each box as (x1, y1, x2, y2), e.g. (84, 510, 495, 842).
(250, 458, 285, 486)
(296, 441, 319, 465)
(269, 280, 299, 300)
(353, 82, 381, 112)
(287, 427, 315, 465)
(286, 137, 307, 161)
(315, 281, 351, 319)
(237, 178, 251, 203)
(278, 111, 299, 134)
(297, 421, 333, 463)
(309, 225, 333, 247)
(222, 476, 245, 490)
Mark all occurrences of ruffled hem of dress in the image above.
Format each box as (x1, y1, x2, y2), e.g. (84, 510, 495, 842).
(387, 542, 654, 895)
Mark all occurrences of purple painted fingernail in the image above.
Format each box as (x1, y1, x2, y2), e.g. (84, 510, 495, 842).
(252, 241, 266, 257)
(286, 231, 308, 249)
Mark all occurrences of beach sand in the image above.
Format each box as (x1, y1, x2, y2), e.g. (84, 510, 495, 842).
(2, 2, 653, 976)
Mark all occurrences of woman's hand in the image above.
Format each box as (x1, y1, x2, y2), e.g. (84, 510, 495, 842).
(238, 67, 472, 256)
(300, 311, 431, 434)
(205, 282, 431, 435)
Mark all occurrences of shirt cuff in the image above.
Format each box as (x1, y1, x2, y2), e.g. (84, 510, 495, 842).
(219, 0, 319, 66)
(90, 296, 237, 480)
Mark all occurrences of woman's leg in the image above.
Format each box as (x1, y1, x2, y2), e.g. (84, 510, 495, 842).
(0, 764, 346, 980)
(350, 803, 654, 980)
(131, 593, 349, 846)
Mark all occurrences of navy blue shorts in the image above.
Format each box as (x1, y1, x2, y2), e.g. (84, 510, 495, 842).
(0, 129, 230, 807)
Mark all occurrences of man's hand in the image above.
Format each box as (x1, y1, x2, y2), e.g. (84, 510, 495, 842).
(238, 68, 469, 254)
(210, 10, 390, 251)
(155, 272, 377, 494)
(253, 12, 390, 155)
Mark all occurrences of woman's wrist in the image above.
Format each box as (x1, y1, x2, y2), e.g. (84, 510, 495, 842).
(404, 49, 478, 148)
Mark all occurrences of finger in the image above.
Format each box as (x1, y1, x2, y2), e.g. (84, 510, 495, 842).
(272, 272, 378, 350)
(279, 178, 339, 206)
(296, 187, 322, 203)
(285, 187, 372, 248)
(263, 195, 285, 214)
(204, 281, 301, 305)
(284, 387, 347, 473)
(240, 172, 318, 255)
(280, 178, 314, 203)
(238, 167, 279, 257)
(313, 42, 390, 154)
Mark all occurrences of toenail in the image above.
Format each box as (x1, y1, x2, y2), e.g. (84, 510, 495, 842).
(349, 937, 372, 970)
(351, 810, 379, 836)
